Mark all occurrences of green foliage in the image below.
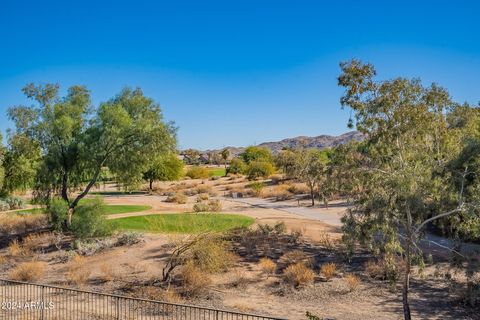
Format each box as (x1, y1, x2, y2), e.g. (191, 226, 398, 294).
(240, 146, 272, 164)
(4, 196, 26, 210)
(8, 84, 176, 215)
(70, 197, 114, 239)
(186, 166, 210, 179)
(246, 161, 275, 180)
(274, 149, 297, 178)
(47, 198, 68, 231)
(226, 158, 247, 175)
(248, 181, 265, 196)
(143, 152, 184, 189)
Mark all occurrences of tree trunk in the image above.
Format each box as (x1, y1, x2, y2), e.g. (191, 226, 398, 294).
(310, 187, 315, 206)
(66, 207, 74, 228)
(149, 179, 153, 192)
(402, 241, 412, 320)
(403, 209, 413, 320)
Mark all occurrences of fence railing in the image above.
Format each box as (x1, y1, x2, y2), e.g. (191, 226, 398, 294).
(0, 279, 286, 320)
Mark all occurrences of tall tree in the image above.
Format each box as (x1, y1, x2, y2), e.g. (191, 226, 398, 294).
(143, 153, 184, 191)
(338, 59, 479, 320)
(295, 149, 330, 206)
(8, 84, 176, 226)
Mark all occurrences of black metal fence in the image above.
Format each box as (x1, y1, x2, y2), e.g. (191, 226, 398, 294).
(0, 279, 286, 320)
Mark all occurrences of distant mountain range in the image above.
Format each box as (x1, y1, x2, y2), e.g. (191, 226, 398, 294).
(200, 131, 365, 156)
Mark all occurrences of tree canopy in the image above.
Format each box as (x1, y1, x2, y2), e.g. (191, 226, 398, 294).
(7, 84, 176, 225)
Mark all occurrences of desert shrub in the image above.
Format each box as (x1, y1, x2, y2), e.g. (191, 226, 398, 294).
(229, 270, 249, 289)
(195, 185, 214, 195)
(165, 192, 187, 204)
(186, 166, 210, 179)
(196, 193, 209, 202)
(5, 197, 26, 210)
(345, 273, 360, 292)
(226, 158, 247, 175)
(269, 174, 283, 184)
(67, 255, 91, 286)
(258, 222, 287, 236)
(116, 232, 144, 246)
(318, 232, 335, 250)
(284, 263, 315, 287)
(281, 250, 312, 267)
(71, 198, 114, 239)
(46, 198, 68, 231)
(22, 234, 40, 253)
(99, 262, 116, 281)
(207, 199, 222, 212)
(8, 239, 25, 256)
(0, 214, 48, 235)
(262, 185, 293, 201)
(287, 183, 310, 195)
(193, 202, 210, 212)
(365, 259, 387, 280)
(189, 235, 235, 273)
(0, 200, 9, 211)
(320, 263, 337, 281)
(246, 161, 275, 180)
(73, 238, 116, 256)
(259, 258, 276, 275)
(248, 182, 265, 196)
(10, 261, 46, 281)
(180, 261, 211, 297)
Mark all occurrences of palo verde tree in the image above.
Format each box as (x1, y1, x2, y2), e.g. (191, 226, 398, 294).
(8, 84, 176, 226)
(220, 148, 230, 175)
(338, 59, 480, 320)
(143, 152, 184, 191)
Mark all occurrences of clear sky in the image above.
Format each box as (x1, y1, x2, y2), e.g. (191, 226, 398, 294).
(1, 0, 479, 150)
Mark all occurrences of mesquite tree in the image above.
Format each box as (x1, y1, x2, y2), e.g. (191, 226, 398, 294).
(8, 83, 176, 226)
(338, 60, 480, 320)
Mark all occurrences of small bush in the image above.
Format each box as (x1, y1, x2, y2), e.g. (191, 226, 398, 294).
(8, 240, 25, 256)
(229, 270, 249, 289)
(246, 161, 275, 180)
(262, 185, 293, 201)
(46, 198, 68, 231)
(0, 200, 9, 211)
(181, 261, 211, 297)
(116, 232, 144, 246)
(365, 259, 386, 280)
(196, 193, 209, 202)
(207, 199, 222, 212)
(345, 273, 360, 292)
(165, 192, 187, 204)
(67, 255, 91, 286)
(10, 261, 46, 281)
(281, 250, 312, 267)
(320, 263, 337, 281)
(186, 166, 210, 179)
(71, 198, 114, 239)
(99, 262, 116, 282)
(226, 158, 247, 175)
(73, 239, 115, 256)
(5, 197, 26, 210)
(259, 258, 276, 275)
(248, 182, 264, 196)
(193, 202, 210, 212)
(189, 235, 235, 273)
(284, 263, 315, 287)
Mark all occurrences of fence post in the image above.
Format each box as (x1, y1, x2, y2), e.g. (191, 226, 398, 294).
(216, 309, 219, 320)
(116, 296, 120, 320)
(40, 284, 45, 320)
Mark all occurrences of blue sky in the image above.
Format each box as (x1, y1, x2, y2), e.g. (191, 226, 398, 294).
(0, 0, 479, 150)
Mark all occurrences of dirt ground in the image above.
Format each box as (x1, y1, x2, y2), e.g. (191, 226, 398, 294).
(1, 176, 478, 320)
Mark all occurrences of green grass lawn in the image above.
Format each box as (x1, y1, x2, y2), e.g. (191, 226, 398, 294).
(14, 208, 46, 215)
(208, 167, 226, 177)
(113, 213, 254, 233)
(79, 198, 151, 214)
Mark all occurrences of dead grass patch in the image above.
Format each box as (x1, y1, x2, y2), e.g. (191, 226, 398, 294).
(345, 273, 360, 292)
(259, 258, 276, 275)
(10, 261, 46, 281)
(320, 263, 337, 281)
(283, 263, 315, 287)
(67, 255, 91, 286)
(181, 261, 211, 297)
